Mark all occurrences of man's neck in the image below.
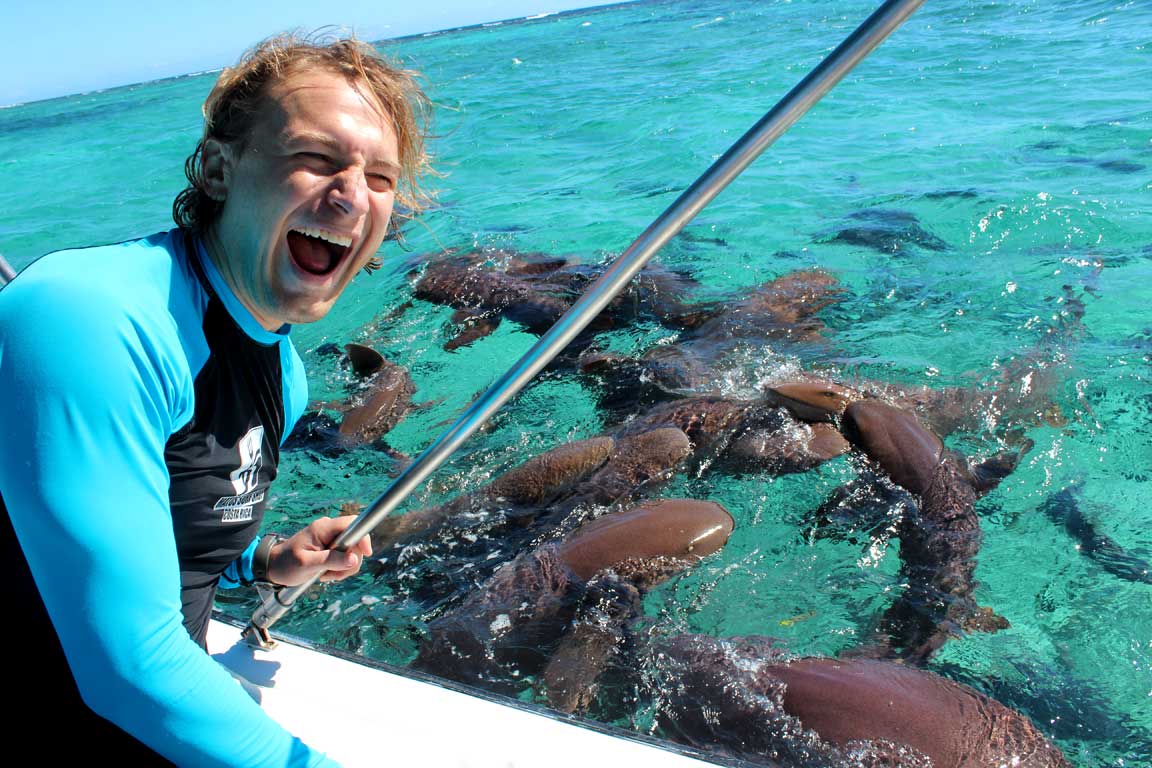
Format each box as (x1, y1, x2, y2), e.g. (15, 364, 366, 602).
(200, 227, 284, 333)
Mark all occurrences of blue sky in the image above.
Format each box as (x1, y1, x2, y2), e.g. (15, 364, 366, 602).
(0, 1, 631, 107)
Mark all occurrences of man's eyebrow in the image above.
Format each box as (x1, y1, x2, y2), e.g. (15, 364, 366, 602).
(281, 130, 339, 150)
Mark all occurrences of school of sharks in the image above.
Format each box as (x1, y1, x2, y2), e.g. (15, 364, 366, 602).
(271, 214, 1147, 767)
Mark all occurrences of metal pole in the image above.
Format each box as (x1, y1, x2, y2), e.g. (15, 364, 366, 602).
(0, 255, 15, 286)
(245, 0, 926, 645)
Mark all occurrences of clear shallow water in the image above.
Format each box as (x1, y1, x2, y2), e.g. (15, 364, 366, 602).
(2, 1, 1149, 765)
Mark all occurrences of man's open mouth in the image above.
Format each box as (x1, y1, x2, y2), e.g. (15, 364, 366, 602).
(287, 227, 353, 276)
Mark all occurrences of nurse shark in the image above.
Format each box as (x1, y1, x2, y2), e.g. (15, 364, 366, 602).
(405, 493, 1067, 767)
(284, 342, 421, 455)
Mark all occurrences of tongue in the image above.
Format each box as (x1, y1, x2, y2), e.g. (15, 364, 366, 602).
(288, 231, 335, 275)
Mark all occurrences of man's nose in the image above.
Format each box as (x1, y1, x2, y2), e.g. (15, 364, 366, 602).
(327, 167, 369, 216)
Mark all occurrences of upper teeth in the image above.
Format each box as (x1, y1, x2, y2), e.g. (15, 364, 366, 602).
(295, 227, 352, 247)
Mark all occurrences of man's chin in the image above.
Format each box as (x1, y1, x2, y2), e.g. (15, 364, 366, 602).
(283, 299, 337, 326)
(273, 277, 347, 325)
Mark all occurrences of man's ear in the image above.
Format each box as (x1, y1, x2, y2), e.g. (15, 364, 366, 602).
(201, 139, 233, 201)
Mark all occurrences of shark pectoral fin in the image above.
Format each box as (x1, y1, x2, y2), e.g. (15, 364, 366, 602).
(963, 605, 1011, 634)
(541, 575, 639, 714)
(541, 620, 624, 714)
(967, 440, 1033, 495)
(444, 312, 502, 351)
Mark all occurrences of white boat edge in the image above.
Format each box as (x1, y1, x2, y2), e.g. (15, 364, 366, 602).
(207, 613, 723, 768)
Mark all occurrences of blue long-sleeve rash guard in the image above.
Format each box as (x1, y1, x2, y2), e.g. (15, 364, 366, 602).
(0, 229, 339, 767)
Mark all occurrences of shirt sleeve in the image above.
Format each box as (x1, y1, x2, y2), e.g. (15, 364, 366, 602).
(221, 535, 262, 589)
(0, 270, 340, 767)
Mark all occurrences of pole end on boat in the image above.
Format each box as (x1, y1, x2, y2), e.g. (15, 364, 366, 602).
(241, 622, 279, 650)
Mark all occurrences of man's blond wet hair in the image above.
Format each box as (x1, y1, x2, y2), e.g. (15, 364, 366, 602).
(173, 30, 433, 243)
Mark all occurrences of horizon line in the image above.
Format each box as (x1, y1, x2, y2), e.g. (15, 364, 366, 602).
(0, 2, 638, 110)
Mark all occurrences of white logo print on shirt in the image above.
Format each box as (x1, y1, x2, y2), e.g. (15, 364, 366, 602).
(214, 425, 266, 522)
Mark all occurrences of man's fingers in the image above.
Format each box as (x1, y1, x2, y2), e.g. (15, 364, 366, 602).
(315, 549, 363, 582)
(321, 515, 373, 555)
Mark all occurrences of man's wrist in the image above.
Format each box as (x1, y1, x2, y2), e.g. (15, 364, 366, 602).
(252, 533, 283, 584)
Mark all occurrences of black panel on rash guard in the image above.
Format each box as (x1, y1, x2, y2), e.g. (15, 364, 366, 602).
(165, 248, 286, 647)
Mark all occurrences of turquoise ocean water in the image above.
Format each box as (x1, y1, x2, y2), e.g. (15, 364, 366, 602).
(2, 1, 1149, 764)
